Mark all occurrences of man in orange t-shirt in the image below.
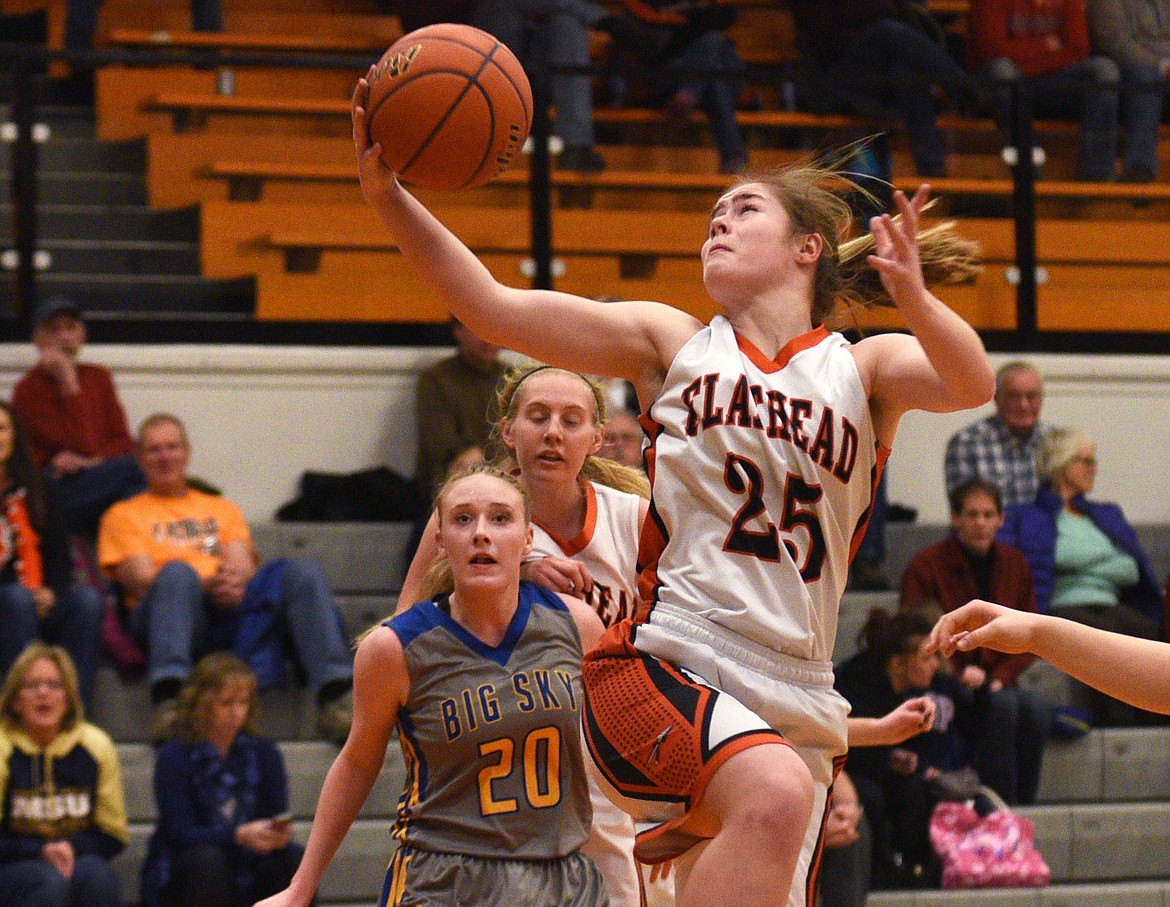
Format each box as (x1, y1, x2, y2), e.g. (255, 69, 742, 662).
(98, 413, 353, 743)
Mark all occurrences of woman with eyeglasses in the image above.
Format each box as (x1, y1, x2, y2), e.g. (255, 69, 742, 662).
(998, 427, 1162, 723)
(0, 642, 128, 907)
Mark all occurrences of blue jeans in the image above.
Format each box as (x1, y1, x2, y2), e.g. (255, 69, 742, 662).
(48, 454, 147, 539)
(0, 854, 121, 907)
(661, 30, 747, 168)
(66, 0, 221, 49)
(125, 559, 352, 693)
(474, 0, 604, 147)
(972, 685, 1052, 806)
(0, 581, 104, 709)
(1119, 60, 1164, 177)
(984, 55, 1121, 181)
(828, 20, 975, 176)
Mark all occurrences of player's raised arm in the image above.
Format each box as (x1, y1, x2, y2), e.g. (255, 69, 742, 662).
(352, 71, 697, 388)
(929, 601, 1170, 715)
(851, 188, 995, 443)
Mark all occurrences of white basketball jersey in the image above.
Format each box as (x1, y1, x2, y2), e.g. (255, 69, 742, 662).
(638, 316, 885, 664)
(530, 481, 642, 628)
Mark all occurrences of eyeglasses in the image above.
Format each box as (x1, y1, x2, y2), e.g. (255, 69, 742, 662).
(21, 679, 64, 692)
(1071, 456, 1098, 467)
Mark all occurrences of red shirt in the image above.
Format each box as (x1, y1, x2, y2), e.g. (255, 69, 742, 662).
(967, 0, 1090, 77)
(901, 536, 1038, 687)
(12, 362, 135, 468)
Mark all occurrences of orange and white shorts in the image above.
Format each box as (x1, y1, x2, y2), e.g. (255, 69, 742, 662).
(581, 612, 849, 906)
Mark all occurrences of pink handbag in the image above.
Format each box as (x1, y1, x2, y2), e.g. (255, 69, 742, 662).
(929, 794, 1051, 889)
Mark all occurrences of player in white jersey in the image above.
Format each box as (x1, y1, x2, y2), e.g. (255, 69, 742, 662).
(255, 466, 606, 907)
(354, 71, 995, 907)
(398, 366, 657, 907)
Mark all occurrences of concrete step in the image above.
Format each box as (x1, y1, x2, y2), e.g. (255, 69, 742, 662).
(0, 171, 147, 205)
(0, 136, 147, 173)
(255, 521, 416, 595)
(871, 880, 1170, 907)
(0, 202, 200, 241)
(22, 238, 200, 275)
(116, 740, 406, 823)
(0, 272, 256, 315)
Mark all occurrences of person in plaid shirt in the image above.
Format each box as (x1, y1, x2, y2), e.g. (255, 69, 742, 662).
(945, 361, 1051, 507)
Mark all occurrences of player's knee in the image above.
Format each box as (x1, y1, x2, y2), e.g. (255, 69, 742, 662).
(734, 753, 815, 841)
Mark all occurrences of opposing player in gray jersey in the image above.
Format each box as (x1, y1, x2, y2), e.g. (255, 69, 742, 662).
(255, 466, 607, 907)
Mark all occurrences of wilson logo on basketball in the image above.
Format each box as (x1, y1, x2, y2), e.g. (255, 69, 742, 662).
(496, 121, 523, 168)
(372, 44, 420, 83)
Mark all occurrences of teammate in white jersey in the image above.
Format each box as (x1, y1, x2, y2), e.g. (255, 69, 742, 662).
(354, 69, 994, 907)
(256, 466, 605, 907)
(398, 366, 657, 907)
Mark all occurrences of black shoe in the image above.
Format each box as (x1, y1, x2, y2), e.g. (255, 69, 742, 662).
(1121, 164, 1156, 183)
(559, 145, 606, 172)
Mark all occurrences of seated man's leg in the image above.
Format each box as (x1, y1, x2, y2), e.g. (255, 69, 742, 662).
(53, 453, 148, 538)
(1035, 56, 1121, 181)
(1118, 59, 1163, 181)
(277, 559, 354, 742)
(0, 583, 39, 678)
(124, 561, 209, 705)
(529, 10, 604, 170)
(41, 582, 104, 711)
(1013, 686, 1052, 805)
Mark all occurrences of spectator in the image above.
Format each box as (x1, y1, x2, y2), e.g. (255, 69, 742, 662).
(1086, 0, 1169, 182)
(413, 317, 507, 496)
(97, 413, 354, 744)
(791, 0, 984, 177)
(901, 477, 1051, 804)
(66, 0, 220, 50)
(999, 424, 1162, 631)
(473, 0, 668, 171)
(11, 296, 147, 539)
(0, 401, 103, 710)
(0, 643, 127, 907)
(599, 408, 645, 471)
(140, 653, 306, 907)
(618, 0, 750, 173)
(967, 0, 1142, 182)
(835, 608, 987, 890)
(944, 360, 1051, 507)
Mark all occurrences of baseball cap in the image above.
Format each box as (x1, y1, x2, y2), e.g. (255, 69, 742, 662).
(33, 295, 82, 330)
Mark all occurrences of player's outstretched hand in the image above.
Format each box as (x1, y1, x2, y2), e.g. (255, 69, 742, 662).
(928, 599, 1038, 658)
(352, 66, 400, 204)
(881, 695, 936, 744)
(867, 186, 931, 305)
(522, 555, 594, 598)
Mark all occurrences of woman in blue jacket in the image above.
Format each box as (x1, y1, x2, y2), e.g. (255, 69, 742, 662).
(141, 653, 306, 907)
(998, 428, 1162, 721)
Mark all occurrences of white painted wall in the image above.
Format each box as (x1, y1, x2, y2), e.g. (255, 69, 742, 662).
(0, 345, 1164, 524)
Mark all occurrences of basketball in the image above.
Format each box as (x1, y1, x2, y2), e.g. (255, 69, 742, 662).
(362, 23, 533, 191)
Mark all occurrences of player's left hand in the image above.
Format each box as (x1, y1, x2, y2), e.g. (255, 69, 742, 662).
(867, 187, 930, 305)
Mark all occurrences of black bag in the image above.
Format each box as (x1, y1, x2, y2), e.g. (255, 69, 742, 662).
(276, 467, 427, 522)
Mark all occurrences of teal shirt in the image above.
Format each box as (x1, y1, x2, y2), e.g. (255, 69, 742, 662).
(1051, 510, 1140, 608)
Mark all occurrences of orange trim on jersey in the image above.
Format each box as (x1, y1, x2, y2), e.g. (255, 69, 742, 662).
(848, 442, 892, 563)
(534, 481, 597, 556)
(635, 412, 666, 623)
(735, 325, 831, 374)
(804, 752, 849, 907)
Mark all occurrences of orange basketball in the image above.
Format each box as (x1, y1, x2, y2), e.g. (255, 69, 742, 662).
(363, 23, 533, 191)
